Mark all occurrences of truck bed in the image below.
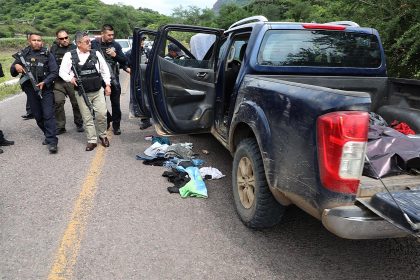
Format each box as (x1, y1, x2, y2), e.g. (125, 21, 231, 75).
(259, 75, 389, 111)
(359, 174, 420, 197)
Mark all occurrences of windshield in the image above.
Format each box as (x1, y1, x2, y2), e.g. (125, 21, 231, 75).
(258, 30, 382, 68)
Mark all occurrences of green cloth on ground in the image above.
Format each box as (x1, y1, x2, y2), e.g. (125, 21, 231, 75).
(179, 166, 208, 198)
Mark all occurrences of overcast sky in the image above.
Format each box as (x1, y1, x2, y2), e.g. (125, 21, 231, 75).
(101, 0, 216, 16)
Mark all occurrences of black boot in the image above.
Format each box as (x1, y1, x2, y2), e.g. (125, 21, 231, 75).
(0, 139, 14, 146)
(139, 119, 151, 130)
(0, 130, 14, 146)
(21, 113, 34, 120)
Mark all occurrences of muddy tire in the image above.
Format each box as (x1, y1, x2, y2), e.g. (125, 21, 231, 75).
(232, 138, 285, 228)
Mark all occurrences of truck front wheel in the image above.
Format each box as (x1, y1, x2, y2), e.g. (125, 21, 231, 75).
(232, 138, 285, 228)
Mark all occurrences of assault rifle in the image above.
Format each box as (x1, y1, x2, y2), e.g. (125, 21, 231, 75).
(71, 63, 95, 120)
(12, 51, 43, 99)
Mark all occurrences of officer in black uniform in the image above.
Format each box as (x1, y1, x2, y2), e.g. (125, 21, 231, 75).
(50, 29, 84, 134)
(91, 24, 128, 135)
(11, 33, 59, 153)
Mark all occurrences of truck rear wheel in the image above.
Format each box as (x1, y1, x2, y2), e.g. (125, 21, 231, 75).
(232, 138, 285, 228)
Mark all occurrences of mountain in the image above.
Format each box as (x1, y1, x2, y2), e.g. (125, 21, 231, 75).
(0, 0, 169, 38)
(212, 0, 252, 13)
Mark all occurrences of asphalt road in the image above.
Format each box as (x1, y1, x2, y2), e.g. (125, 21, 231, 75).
(0, 72, 419, 280)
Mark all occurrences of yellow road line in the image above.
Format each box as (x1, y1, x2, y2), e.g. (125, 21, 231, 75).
(48, 136, 111, 280)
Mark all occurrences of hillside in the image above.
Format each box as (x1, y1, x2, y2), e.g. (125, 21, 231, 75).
(0, 0, 170, 38)
(213, 0, 252, 12)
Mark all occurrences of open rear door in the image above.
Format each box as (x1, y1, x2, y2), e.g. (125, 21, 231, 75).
(146, 25, 223, 135)
(129, 28, 157, 119)
(358, 190, 420, 237)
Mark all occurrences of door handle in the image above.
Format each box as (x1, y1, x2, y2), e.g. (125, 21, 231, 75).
(196, 72, 207, 78)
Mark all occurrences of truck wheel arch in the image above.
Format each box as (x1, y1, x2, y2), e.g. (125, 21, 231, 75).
(230, 122, 256, 154)
(228, 101, 272, 155)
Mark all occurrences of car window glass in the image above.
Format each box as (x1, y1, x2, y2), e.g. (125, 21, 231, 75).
(139, 34, 155, 65)
(159, 30, 217, 69)
(117, 40, 130, 48)
(258, 30, 382, 68)
(218, 38, 228, 61)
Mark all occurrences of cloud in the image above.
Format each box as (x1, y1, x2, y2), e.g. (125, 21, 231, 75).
(101, 0, 215, 15)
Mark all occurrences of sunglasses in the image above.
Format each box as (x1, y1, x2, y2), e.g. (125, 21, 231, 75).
(58, 36, 69, 40)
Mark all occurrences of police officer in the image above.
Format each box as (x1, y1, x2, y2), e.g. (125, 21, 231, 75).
(20, 34, 35, 120)
(91, 24, 128, 135)
(10, 33, 58, 154)
(59, 31, 111, 151)
(165, 43, 186, 60)
(50, 29, 84, 134)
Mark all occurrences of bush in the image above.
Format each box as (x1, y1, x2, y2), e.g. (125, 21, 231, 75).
(0, 37, 55, 50)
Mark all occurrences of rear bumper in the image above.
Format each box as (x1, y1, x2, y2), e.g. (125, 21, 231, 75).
(322, 205, 409, 239)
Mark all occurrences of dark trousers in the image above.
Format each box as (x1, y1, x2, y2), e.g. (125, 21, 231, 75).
(107, 79, 122, 129)
(23, 84, 58, 145)
(0, 130, 4, 141)
(25, 98, 32, 114)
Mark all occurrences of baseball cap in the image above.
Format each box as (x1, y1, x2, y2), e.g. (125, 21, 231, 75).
(168, 43, 182, 54)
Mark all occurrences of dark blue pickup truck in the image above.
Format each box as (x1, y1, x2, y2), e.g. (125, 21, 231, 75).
(130, 16, 420, 239)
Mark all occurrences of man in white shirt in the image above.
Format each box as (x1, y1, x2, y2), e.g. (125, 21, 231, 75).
(59, 31, 111, 151)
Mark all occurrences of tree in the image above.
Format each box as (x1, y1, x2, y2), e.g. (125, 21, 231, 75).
(171, 6, 216, 27)
(216, 4, 250, 29)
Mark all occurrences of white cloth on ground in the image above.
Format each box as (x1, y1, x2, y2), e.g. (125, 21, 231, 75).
(199, 167, 225, 180)
(144, 142, 169, 157)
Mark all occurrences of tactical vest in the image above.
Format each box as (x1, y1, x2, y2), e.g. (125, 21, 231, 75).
(51, 43, 76, 67)
(23, 47, 49, 82)
(70, 50, 102, 93)
(94, 39, 119, 76)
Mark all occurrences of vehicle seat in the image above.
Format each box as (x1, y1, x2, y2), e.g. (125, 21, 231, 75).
(224, 46, 237, 95)
(239, 43, 247, 62)
(222, 43, 248, 116)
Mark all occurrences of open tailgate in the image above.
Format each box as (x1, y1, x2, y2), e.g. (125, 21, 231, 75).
(357, 190, 420, 236)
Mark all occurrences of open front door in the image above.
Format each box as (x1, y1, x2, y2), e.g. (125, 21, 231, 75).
(146, 25, 223, 135)
(129, 28, 157, 119)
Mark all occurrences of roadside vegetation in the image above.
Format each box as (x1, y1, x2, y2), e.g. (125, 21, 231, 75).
(0, 49, 20, 101)
(0, 84, 21, 101)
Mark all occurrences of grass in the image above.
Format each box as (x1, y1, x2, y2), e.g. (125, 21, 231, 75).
(0, 83, 21, 101)
(0, 49, 16, 84)
(1, 49, 23, 100)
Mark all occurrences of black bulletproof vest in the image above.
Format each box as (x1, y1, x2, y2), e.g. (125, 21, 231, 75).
(70, 50, 102, 93)
(24, 48, 49, 82)
(51, 43, 76, 67)
(95, 40, 119, 75)
(98, 43, 115, 66)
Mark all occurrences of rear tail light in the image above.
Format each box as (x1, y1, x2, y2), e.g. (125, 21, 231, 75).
(317, 111, 369, 194)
